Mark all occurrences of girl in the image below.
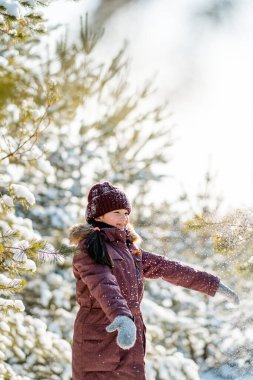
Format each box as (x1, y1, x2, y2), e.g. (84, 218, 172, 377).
(70, 181, 239, 380)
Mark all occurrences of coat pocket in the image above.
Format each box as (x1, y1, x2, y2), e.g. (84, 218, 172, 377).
(73, 324, 120, 372)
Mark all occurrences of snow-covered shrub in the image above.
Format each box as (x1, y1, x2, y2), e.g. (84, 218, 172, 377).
(0, 0, 48, 39)
(0, 187, 63, 311)
(142, 279, 253, 380)
(0, 308, 71, 380)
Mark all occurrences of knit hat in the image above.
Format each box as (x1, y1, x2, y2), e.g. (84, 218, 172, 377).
(85, 182, 132, 222)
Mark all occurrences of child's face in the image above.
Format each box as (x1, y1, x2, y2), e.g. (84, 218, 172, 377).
(95, 209, 130, 229)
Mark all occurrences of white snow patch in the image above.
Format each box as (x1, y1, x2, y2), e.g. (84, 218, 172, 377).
(10, 184, 35, 205)
(0, 0, 24, 18)
(1, 195, 14, 208)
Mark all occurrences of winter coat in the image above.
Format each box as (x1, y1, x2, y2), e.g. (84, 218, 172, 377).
(70, 224, 220, 380)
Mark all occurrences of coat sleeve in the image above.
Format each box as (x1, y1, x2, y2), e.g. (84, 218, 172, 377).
(141, 249, 220, 296)
(73, 249, 133, 322)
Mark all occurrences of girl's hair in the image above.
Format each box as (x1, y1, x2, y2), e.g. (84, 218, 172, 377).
(85, 221, 114, 268)
(69, 220, 141, 267)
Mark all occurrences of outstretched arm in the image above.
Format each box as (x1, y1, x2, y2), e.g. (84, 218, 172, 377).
(142, 249, 220, 296)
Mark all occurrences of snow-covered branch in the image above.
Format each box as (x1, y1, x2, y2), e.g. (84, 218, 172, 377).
(0, 187, 64, 311)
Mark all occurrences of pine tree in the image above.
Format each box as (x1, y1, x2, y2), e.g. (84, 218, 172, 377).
(180, 171, 253, 278)
(0, 3, 72, 378)
(16, 15, 174, 241)
(0, 0, 65, 304)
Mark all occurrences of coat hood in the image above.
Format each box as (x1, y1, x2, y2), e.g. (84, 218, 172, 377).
(69, 223, 141, 246)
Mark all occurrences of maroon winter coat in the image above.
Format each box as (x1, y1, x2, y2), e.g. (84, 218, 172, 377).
(70, 225, 220, 380)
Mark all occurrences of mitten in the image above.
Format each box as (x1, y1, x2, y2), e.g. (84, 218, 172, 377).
(216, 281, 240, 305)
(106, 315, 136, 349)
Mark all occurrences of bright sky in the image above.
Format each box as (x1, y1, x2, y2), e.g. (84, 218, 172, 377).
(45, 0, 253, 213)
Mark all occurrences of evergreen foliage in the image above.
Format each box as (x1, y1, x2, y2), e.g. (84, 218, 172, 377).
(0, 0, 48, 39)
(0, 0, 62, 309)
(18, 14, 174, 239)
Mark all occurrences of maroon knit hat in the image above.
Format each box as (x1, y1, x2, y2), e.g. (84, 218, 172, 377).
(85, 182, 132, 223)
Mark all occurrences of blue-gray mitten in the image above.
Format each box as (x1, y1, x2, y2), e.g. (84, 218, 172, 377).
(106, 315, 136, 349)
(216, 281, 240, 305)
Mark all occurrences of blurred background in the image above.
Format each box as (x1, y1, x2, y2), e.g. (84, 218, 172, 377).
(46, 0, 253, 213)
(0, 0, 253, 379)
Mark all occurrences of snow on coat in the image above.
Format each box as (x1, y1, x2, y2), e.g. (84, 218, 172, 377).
(70, 224, 220, 380)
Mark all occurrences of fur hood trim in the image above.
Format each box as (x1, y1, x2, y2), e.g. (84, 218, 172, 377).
(69, 223, 141, 246)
